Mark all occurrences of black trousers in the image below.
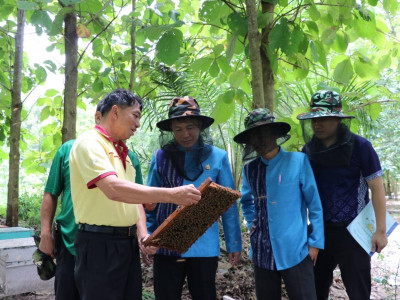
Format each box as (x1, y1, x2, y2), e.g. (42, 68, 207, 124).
(314, 224, 371, 300)
(74, 230, 142, 300)
(254, 255, 317, 300)
(54, 237, 80, 300)
(153, 254, 218, 300)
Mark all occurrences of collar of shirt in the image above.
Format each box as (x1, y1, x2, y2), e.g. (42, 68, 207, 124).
(261, 147, 283, 167)
(95, 125, 129, 170)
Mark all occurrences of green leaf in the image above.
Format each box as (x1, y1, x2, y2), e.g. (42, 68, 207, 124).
(155, 29, 183, 65)
(227, 12, 248, 37)
(199, 1, 230, 24)
(44, 60, 57, 73)
(308, 3, 320, 21)
(378, 53, 391, 70)
(269, 17, 290, 52)
(40, 106, 50, 122)
(216, 56, 231, 75)
(315, 41, 327, 70)
(305, 21, 319, 38)
(226, 34, 237, 63)
(45, 89, 59, 97)
(93, 78, 104, 92)
(60, 0, 83, 5)
(209, 61, 220, 77)
(35, 66, 47, 83)
(383, 0, 398, 14)
(211, 91, 235, 124)
(321, 27, 336, 45)
(332, 30, 348, 53)
(90, 59, 103, 73)
(368, 0, 378, 5)
(366, 102, 381, 121)
(229, 69, 245, 88)
(287, 24, 304, 56)
(333, 58, 353, 85)
(17, 1, 38, 10)
(213, 44, 224, 57)
(92, 39, 103, 57)
(31, 10, 52, 30)
(190, 57, 213, 73)
(258, 12, 273, 29)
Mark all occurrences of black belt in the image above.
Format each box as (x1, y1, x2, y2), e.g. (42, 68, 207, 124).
(325, 220, 352, 228)
(78, 224, 137, 237)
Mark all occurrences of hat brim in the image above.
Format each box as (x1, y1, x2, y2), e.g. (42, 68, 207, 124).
(234, 122, 291, 144)
(156, 115, 214, 131)
(297, 112, 354, 120)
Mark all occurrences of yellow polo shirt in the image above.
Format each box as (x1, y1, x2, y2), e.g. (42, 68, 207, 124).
(69, 128, 139, 226)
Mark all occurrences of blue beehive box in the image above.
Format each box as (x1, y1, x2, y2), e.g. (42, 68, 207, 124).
(0, 227, 34, 240)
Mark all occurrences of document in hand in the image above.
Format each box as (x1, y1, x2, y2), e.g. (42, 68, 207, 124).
(347, 201, 398, 256)
(143, 177, 241, 253)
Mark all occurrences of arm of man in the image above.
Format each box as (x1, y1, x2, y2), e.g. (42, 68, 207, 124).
(368, 176, 388, 253)
(95, 174, 201, 206)
(39, 192, 58, 258)
(137, 204, 156, 266)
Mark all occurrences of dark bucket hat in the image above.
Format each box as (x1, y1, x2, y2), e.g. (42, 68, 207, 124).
(297, 90, 354, 120)
(234, 108, 291, 144)
(156, 96, 214, 131)
(32, 235, 56, 281)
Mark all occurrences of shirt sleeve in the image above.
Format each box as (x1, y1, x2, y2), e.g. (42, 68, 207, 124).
(71, 137, 117, 188)
(128, 150, 143, 184)
(44, 147, 64, 197)
(359, 139, 383, 181)
(300, 155, 325, 250)
(145, 152, 161, 234)
(218, 153, 242, 253)
(239, 168, 255, 231)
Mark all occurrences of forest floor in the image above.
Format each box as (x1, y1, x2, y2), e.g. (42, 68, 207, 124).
(4, 201, 400, 300)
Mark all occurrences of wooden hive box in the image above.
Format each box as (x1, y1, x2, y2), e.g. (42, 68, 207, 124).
(144, 178, 241, 253)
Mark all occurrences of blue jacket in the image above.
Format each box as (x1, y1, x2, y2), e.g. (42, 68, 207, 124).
(240, 149, 324, 270)
(146, 145, 242, 257)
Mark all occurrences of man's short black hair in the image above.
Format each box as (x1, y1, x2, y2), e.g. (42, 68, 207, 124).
(98, 89, 143, 116)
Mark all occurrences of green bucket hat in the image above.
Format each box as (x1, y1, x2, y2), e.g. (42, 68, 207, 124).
(297, 90, 354, 120)
(32, 235, 56, 281)
(233, 108, 291, 144)
(156, 96, 214, 131)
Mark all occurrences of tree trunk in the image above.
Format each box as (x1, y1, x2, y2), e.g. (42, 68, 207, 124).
(62, 6, 77, 143)
(6, 9, 25, 227)
(245, 0, 265, 109)
(260, 1, 275, 112)
(129, 0, 137, 92)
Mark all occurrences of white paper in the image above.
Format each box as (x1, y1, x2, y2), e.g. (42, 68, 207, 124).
(347, 201, 398, 256)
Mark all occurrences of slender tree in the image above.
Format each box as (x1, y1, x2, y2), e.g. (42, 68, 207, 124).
(62, 5, 77, 143)
(6, 9, 25, 226)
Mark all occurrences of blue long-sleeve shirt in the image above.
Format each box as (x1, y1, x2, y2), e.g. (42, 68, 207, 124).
(240, 149, 324, 270)
(146, 145, 242, 257)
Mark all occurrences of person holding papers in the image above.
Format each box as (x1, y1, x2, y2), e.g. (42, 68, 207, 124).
(297, 90, 388, 300)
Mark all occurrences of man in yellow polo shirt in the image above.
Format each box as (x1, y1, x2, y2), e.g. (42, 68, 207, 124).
(69, 89, 201, 300)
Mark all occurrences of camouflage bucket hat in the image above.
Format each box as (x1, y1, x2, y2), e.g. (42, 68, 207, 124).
(156, 96, 214, 131)
(32, 235, 56, 281)
(297, 90, 354, 120)
(233, 108, 291, 144)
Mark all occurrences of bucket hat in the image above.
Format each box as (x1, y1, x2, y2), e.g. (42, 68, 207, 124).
(156, 96, 214, 131)
(32, 235, 56, 281)
(297, 90, 354, 120)
(234, 108, 291, 144)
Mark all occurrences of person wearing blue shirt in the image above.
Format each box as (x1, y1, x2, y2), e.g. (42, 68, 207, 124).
(297, 90, 388, 300)
(146, 96, 242, 300)
(234, 108, 324, 300)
